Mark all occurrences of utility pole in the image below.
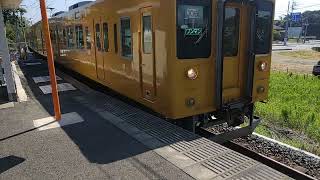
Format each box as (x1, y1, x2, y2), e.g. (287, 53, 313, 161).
(303, 19, 309, 44)
(284, 0, 298, 45)
(290, 0, 297, 27)
(284, 1, 291, 46)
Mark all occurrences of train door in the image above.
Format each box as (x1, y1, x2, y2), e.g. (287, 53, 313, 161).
(139, 8, 156, 101)
(222, 3, 246, 103)
(94, 18, 105, 80)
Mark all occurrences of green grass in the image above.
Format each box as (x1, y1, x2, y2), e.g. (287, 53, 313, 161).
(255, 72, 320, 144)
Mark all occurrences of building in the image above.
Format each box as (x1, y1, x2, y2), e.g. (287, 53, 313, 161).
(0, 0, 22, 101)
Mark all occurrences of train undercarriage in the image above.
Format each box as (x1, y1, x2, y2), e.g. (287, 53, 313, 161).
(176, 101, 261, 144)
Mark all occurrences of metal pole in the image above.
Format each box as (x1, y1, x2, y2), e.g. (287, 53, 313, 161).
(0, 5, 17, 101)
(39, 0, 61, 120)
(304, 19, 309, 44)
(284, 1, 290, 46)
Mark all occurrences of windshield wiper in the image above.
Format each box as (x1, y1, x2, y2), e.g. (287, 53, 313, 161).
(194, 23, 208, 45)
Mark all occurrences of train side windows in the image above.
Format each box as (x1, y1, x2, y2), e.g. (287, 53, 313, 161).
(255, 1, 273, 54)
(223, 8, 240, 57)
(142, 15, 152, 54)
(75, 25, 84, 49)
(85, 27, 91, 49)
(120, 18, 132, 59)
(176, 0, 212, 59)
(114, 24, 118, 53)
(95, 23, 102, 51)
(67, 27, 74, 48)
(103, 23, 109, 52)
(63, 28, 67, 47)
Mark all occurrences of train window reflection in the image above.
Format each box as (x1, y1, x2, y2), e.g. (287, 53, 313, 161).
(120, 18, 132, 59)
(95, 24, 102, 51)
(85, 27, 91, 49)
(176, 0, 212, 59)
(76, 25, 84, 49)
(63, 29, 67, 47)
(255, 1, 273, 54)
(67, 27, 74, 48)
(114, 24, 118, 53)
(103, 23, 109, 52)
(143, 15, 152, 54)
(223, 8, 240, 57)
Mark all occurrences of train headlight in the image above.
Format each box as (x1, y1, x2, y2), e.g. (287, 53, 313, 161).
(259, 61, 268, 72)
(187, 68, 198, 80)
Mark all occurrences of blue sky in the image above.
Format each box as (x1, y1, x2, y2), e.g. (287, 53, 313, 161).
(22, 0, 320, 23)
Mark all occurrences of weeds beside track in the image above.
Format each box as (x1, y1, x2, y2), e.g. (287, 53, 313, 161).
(255, 72, 320, 154)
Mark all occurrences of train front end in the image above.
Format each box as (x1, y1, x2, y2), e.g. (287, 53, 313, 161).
(170, 0, 275, 141)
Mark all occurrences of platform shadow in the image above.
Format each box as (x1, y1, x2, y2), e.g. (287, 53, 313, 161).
(0, 155, 25, 174)
(16, 54, 171, 165)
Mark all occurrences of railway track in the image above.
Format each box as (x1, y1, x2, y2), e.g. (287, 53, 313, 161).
(200, 128, 317, 180)
(54, 60, 317, 180)
(224, 141, 316, 180)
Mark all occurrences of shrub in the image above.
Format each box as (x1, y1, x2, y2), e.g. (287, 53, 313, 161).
(255, 72, 320, 143)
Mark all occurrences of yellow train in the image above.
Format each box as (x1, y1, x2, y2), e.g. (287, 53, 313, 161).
(29, 0, 275, 140)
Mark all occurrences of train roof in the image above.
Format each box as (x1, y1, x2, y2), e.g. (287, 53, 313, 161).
(50, 1, 96, 19)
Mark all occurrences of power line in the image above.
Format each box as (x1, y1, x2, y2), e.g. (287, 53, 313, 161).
(295, 4, 320, 10)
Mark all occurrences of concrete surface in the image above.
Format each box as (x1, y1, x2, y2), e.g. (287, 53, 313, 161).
(0, 54, 194, 180)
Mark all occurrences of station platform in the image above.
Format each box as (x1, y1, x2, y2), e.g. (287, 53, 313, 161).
(0, 54, 292, 179)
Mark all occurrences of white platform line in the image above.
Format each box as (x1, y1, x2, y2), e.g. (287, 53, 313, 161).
(0, 102, 14, 110)
(33, 112, 84, 131)
(32, 76, 62, 84)
(39, 83, 77, 94)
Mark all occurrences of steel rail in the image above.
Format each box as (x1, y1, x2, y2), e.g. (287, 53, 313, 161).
(200, 128, 316, 180)
(223, 141, 316, 180)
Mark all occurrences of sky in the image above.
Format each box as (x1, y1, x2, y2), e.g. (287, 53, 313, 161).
(21, 0, 320, 23)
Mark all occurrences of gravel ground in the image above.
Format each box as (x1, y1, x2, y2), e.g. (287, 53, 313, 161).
(271, 52, 318, 74)
(233, 135, 320, 179)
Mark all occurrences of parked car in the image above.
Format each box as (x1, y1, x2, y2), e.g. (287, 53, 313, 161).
(312, 61, 320, 76)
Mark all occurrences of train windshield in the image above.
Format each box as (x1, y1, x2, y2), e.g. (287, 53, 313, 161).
(255, 1, 274, 54)
(176, 0, 212, 59)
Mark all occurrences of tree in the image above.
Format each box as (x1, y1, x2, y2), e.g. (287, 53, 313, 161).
(302, 10, 320, 39)
(302, 10, 320, 24)
(2, 8, 29, 43)
(277, 10, 320, 39)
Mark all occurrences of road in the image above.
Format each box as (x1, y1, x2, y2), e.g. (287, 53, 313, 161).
(272, 40, 320, 51)
(271, 41, 320, 74)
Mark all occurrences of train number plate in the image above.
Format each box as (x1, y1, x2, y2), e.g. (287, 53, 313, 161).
(184, 28, 202, 36)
